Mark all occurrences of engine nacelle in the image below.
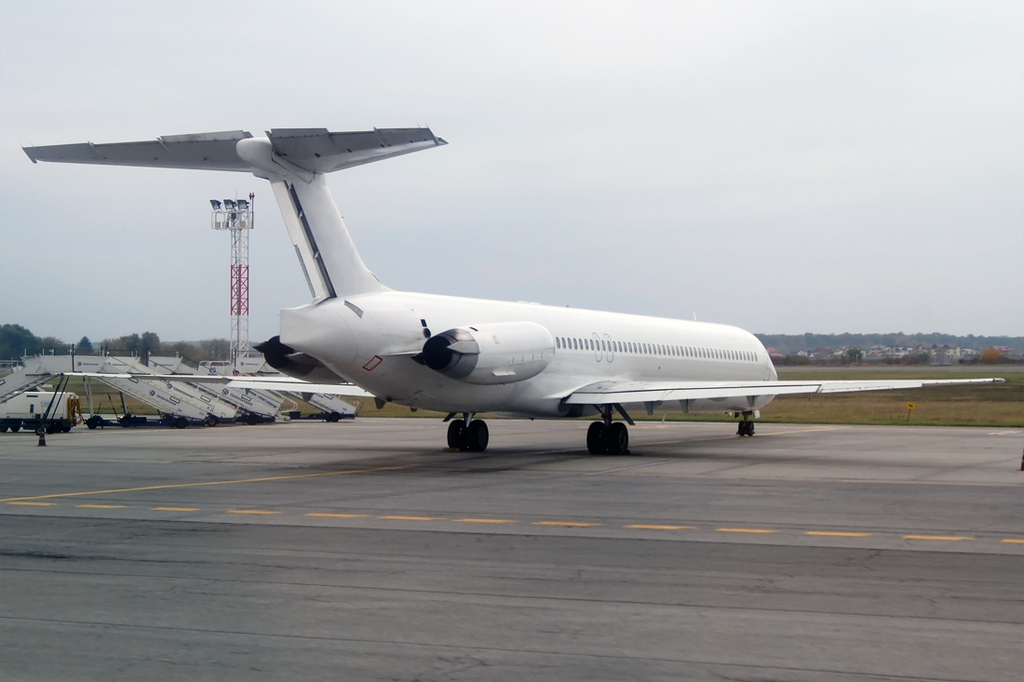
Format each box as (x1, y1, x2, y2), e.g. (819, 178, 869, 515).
(254, 336, 349, 384)
(421, 322, 554, 385)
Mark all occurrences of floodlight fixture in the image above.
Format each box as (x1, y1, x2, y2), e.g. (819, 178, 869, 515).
(224, 199, 236, 210)
(210, 199, 222, 210)
(236, 199, 249, 209)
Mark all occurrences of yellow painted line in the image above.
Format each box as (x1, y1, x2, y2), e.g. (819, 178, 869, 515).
(7, 501, 56, 507)
(306, 513, 370, 519)
(228, 509, 280, 516)
(75, 504, 125, 509)
(0, 464, 410, 503)
(625, 524, 698, 530)
(1001, 539, 1024, 544)
(455, 518, 517, 524)
(152, 507, 199, 512)
(902, 535, 973, 541)
(380, 515, 445, 521)
(806, 531, 872, 538)
(532, 521, 602, 527)
(717, 528, 777, 534)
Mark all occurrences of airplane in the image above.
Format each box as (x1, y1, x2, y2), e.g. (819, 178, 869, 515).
(23, 127, 1003, 454)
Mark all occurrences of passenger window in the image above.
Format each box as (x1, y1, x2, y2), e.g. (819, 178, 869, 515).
(556, 338, 561, 349)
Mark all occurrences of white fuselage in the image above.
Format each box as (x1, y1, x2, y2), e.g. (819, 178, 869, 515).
(280, 290, 778, 418)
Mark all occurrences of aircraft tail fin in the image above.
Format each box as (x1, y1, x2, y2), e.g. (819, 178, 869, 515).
(24, 127, 447, 299)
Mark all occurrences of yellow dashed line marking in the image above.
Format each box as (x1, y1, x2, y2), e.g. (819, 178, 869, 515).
(0, 464, 410, 503)
(380, 515, 445, 521)
(152, 507, 199, 512)
(7, 501, 56, 506)
(624, 524, 698, 530)
(902, 535, 973, 541)
(806, 531, 872, 538)
(717, 528, 777, 534)
(532, 521, 602, 527)
(455, 518, 517, 524)
(306, 513, 370, 519)
(76, 504, 125, 509)
(228, 509, 280, 516)
(1001, 539, 1024, 544)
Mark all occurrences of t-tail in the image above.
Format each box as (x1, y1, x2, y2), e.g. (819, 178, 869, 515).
(24, 127, 447, 300)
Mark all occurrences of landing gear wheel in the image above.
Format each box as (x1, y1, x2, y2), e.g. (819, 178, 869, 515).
(587, 422, 607, 454)
(464, 420, 489, 452)
(608, 422, 629, 455)
(737, 420, 755, 437)
(447, 420, 465, 449)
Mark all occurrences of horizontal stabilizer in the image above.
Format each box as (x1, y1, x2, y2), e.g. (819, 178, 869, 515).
(23, 127, 446, 175)
(23, 130, 254, 171)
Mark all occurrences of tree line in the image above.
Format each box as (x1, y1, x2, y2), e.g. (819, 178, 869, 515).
(754, 332, 1024, 356)
(0, 324, 230, 363)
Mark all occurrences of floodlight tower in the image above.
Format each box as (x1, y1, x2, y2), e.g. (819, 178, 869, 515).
(210, 194, 254, 367)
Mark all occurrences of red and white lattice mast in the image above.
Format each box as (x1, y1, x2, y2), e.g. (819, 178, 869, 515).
(210, 194, 254, 367)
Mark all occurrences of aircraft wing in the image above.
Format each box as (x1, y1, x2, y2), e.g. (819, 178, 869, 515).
(24, 127, 446, 174)
(67, 372, 376, 399)
(563, 377, 1005, 405)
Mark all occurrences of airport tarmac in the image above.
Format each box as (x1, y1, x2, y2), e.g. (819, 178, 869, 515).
(2, 419, 1022, 681)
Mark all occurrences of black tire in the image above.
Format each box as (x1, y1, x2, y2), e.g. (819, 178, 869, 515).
(174, 416, 189, 429)
(61, 424, 72, 433)
(10, 423, 21, 433)
(465, 420, 489, 452)
(586, 422, 606, 454)
(0, 425, 8, 433)
(608, 422, 629, 455)
(86, 416, 101, 430)
(327, 412, 341, 423)
(446, 420, 465, 449)
(748, 422, 755, 437)
(46, 423, 59, 434)
(204, 415, 219, 427)
(246, 413, 261, 426)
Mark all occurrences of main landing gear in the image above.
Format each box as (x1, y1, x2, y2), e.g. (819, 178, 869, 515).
(737, 412, 756, 437)
(587, 404, 632, 455)
(446, 413, 489, 452)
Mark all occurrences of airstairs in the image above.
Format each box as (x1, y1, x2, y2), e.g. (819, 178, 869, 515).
(2, 354, 358, 422)
(1, 355, 238, 423)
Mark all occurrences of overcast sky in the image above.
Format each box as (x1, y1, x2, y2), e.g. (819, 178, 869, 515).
(1, 0, 1021, 345)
